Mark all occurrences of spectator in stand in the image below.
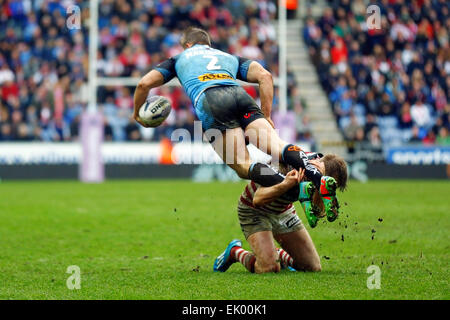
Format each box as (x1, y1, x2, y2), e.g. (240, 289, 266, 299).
(422, 130, 436, 145)
(409, 125, 423, 143)
(330, 36, 348, 72)
(363, 113, 378, 137)
(436, 127, 449, 145)
(410, 98, 433, 129)
(367, 126, 382, 149)
(344, 114, 362, 142)
(398, 102, 413, 129)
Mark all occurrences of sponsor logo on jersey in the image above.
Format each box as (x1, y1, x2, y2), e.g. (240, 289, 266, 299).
(198, 73, 234, 81)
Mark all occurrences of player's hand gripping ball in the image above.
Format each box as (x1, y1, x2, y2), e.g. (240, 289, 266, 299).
(138, 96, 172, 127)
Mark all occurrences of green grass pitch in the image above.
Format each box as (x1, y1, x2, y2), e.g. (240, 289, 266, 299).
(0, 179, 448, 300)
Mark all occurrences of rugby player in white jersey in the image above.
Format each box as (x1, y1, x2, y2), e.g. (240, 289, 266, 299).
(213, 153, 347, 273)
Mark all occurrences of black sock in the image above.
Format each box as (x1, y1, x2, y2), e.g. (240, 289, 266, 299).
(282, 144, 322, 188)
(248, 162, 284, 187)
(248, 162, 300, 201)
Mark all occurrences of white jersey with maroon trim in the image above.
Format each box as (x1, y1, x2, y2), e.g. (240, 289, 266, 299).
(238, 181, 295, 215)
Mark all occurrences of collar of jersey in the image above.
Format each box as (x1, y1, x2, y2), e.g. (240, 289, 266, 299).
(192, 44, 210, 48)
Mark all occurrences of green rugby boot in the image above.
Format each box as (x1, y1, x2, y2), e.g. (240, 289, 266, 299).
(299, 181, 320, 228)
(319, 176, 340, 222)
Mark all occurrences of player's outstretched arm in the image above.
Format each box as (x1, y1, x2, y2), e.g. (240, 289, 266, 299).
(253, 169, 304, 207)
(245, 61, 274, 127)
(133, 70, 165, 127)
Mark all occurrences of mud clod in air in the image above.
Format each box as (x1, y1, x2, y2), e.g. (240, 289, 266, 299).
(378, 218, 383, 222)
(173, 208, 180, 220)
(341, 234, 345, 242)
(323, 256, 330, 260)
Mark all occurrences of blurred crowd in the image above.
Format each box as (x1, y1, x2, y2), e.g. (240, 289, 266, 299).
(0, 0, 304, 142)
(304, 0, 450, 149)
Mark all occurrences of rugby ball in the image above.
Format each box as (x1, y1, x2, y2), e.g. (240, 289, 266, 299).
(138, 95, 172, 127)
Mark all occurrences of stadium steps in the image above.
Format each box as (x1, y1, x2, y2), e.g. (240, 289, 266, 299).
(284, 19, 347, 157)
(298, 0, 328, 18)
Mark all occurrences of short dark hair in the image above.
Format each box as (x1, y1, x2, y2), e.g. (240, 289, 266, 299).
(180, 27, 211, 48)
(322, 154, 348, 191)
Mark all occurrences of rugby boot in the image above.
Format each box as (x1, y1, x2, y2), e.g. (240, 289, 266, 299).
(299, 181, 321, 228)
(319, 176, 340, 222)
(213, 239, 242, 272)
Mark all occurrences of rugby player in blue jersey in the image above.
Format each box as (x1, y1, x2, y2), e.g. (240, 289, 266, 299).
(133, 27, 341, 221)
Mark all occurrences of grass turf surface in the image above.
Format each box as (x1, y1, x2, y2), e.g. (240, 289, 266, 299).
(0, 179, 448, 300)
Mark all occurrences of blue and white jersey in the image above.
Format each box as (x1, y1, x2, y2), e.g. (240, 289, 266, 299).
(154, 44, 253, 107)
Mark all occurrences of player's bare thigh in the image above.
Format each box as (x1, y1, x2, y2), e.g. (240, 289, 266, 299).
(247, 231, 281, 273)
(208, 118, 288, 179)
(274, 228, 321, 272)
(209, 127, 252, 179)
(245, 118, 287, 161)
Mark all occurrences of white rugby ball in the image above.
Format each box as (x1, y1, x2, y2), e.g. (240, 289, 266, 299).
(138, 95, 172, 127)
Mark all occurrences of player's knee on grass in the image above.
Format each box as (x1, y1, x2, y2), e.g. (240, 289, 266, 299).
(255, 259, 281, 273)
(294, 257, 322, 272)
(255, 251, 281, 274)
(308, 261, 322, 272)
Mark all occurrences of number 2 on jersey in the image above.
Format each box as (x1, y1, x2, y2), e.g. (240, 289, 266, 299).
(204, 55, 221, 70)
